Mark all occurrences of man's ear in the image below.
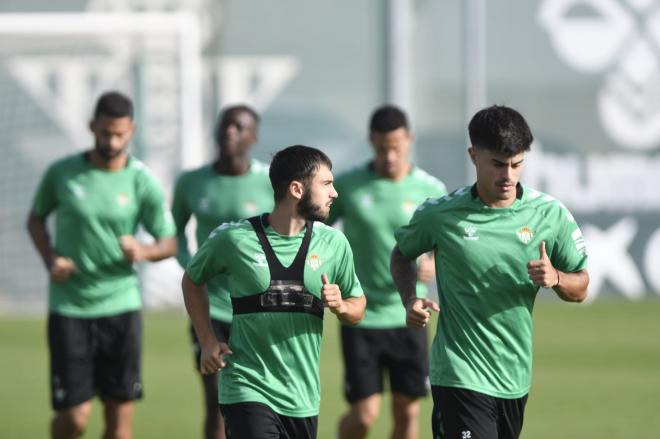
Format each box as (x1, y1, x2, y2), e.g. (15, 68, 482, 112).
(468, 146, 477, 165)
(289, 180, 305, 201)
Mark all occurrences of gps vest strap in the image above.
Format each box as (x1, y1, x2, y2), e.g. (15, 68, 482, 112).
(231, 214, 324, 319)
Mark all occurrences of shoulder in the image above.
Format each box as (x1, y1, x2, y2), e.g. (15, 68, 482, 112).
(334, 163, 371, 187)
(250, 159, 270, 176)
(207, 219, 254, 244)
(46, 152, 84, 175)
(311, 221, 350, 247)
(414, 185, 472, 216)
(410, 166, 447, 194)
(174, 164, 211, 187)
(521, 185, 577, 224)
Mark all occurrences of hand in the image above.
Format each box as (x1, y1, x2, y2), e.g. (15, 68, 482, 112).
(406, 298, 440, 328)
(120, 235, 145, 263)
(49, 255, 76, 282)
(321, 273, 346, 315)
(416, 253, 435, 283)
(527, 241, 559, 288)
(200, 340, 233, 375)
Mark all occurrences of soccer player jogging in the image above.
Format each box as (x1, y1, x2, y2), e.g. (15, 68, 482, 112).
(26, 91, 177, 439)
(182, 145, 366, 439)
(328, 105, 447, 439)
(390, 105, 589, 439)
(172, 105, 273, 439)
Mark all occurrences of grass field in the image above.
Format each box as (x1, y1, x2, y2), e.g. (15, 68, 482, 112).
(1, 299, 659, 438)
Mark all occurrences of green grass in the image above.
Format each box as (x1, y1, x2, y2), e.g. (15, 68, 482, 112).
(1, 300, 659, 438)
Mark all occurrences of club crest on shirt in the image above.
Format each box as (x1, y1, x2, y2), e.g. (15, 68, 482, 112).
(116, 192, 129, 207)
(463, 225, 479, 241)
(307, 254, 322, 271)
(517, 226, 533, 244)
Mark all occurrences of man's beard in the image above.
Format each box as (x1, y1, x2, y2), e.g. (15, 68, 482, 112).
(96, 144, 125, 160)
(297, 188, 327, 222)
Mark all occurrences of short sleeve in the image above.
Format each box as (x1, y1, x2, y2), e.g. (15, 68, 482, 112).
(333, 234, 363, 299)
(550, 205, 588, 273)
(138, 173, 176, 239)
(394, 199, 438, 259)
(186, 226, 230, 285)
(31, 164, 59, 219)
(171, 174, 192, 267)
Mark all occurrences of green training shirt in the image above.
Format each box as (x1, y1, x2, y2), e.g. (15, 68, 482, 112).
(186, 219, 363, 417)
(31, 153, 176, 318)
(172, 160, 273, 322)
(329, 163, 446, 328)
(395, 184, 588, 398)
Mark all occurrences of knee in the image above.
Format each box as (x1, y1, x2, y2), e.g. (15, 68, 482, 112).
(392, 396, 420, 425)
(352, 403, 380, 429)
(58, 404, 92, 436)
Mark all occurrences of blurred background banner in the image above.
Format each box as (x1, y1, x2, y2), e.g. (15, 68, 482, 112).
(1, 0, 658, 313)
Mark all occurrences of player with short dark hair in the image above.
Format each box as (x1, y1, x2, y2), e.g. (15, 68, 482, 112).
(391, 105, 589, 439)
(330, 105, 447, 439)
(182, 145, 366, 439)
(172, 104, 273, 439)
(26, 90, 177, 439)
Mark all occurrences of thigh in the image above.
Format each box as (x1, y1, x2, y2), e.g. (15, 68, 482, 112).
(496, 394, 528, 439)
(220, 402, 282, 439)
(280, 413, 318, 439)
(340, 325, 383, 402)
(48, 313, 96, 410)
(95, 311, 143, 402)
(432, 386, 498, 439)
(386, 327, 429, 399)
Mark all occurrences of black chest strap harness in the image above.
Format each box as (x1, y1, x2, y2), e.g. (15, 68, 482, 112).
(231, 214, 324, 320)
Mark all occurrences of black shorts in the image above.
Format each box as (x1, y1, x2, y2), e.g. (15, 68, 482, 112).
(341, 325, 428, 402)
(189, 319, 231, 371)
(220, 402, 318, 439)
(431, 386, 528, 439)
(48, 311, 143, 410)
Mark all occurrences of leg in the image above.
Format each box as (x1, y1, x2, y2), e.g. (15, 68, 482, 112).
(338, 394, 382, 439)
(432, 386, 498, 439)
(191, 320, 230, 439)
(391, 393, 421, 439)
(496, 394, 528, 439)
(102, 400, 134, 439)
(48, 314, 96, 439)
(96, 312, 143, 439)
(337, 326, 383, 439)
(200, 373, 225, 439)
(51, 401, 93, 439)
(387, 327, 429, 439)
(220, 402, 282, 439)
(280, 413, 318, 439)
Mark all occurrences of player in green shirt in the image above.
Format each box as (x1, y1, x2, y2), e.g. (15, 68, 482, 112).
(328, 105, 447, 439)
(182, 145, 366, 439)
(391, 105, 589, 439)
(172, 105, 273, 439)
(26, 91, 177, 439)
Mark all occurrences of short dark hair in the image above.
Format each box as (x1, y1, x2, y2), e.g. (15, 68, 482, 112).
(369, 104, 409, 133)
(93, 91, 134, 120)
(269, 145, 332, 202)
(221, 104, 260, 124)
(468, 105, 533, 156)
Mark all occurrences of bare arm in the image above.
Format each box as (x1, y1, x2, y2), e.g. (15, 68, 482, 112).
(391, 245, 439, 328)
(120, 235, 177, 263)
(182, 272, 232, 374)
(527, 241, 589, 302)
(26, 211, 76, 281)
(321, 273, 366, 325)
